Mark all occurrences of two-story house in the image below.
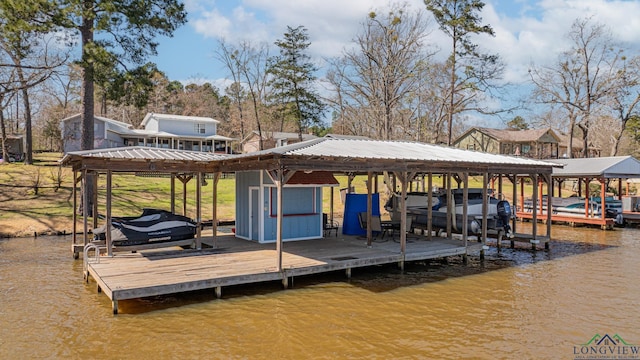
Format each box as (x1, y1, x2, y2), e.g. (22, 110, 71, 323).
(453, 127, 563, 159)
(60, 113, 234, 153)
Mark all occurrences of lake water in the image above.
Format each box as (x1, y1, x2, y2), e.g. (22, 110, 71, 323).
(1, 224, 639, 359)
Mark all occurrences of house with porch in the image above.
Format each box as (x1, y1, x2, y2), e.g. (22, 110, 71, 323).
(453, 127, 562, 159)
(60, 113, 234, 153)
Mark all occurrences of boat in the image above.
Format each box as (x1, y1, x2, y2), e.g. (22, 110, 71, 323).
(522, 196, 624, 225)
(93, 208, 197, 246)
(385, 189, 513, 237)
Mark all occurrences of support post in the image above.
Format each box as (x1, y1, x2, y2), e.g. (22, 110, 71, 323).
(106, 170, 112, 257)
(92, 173, 99, 229)
(82, 169, 89, 247)
(482, 172, 489, 247)
(212, 172, 221, 248)
(215, 286, 222, 299)
(462, 173, 470, 258)
(427, 172, 433, 240)
(446, 173, 452, 239)
(276, 169, 284, 272)
(170, 173, 176, 214)
(366, 171, 373, 247)
(531, 174, 538, 249)
(196, 172, 202, 250)
(72, 171, 79, 258)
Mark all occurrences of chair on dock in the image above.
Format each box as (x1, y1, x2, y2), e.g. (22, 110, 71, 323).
(358, 212, 386, 240)
(323, 213, 339, 237)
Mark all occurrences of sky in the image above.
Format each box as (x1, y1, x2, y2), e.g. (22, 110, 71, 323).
(149, 0, 640, 125)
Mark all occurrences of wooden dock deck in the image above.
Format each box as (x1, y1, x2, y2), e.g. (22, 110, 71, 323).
(516, 211, 614, 229)
(85, 234, 481, 314)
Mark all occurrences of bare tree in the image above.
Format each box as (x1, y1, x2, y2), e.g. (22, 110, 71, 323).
(216, 40, 270, 150)
(608, 55, 640, 155)
(326, 3, 432, 140)
(529, 18, 621, 158)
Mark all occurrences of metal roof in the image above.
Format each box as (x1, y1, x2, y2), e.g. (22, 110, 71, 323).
(60, 146, 229, 172)
(244, 138, 555, 164)
(224, 138, 559, 174)
(550, 156, 640, 178)
(60, 139, 560, 175)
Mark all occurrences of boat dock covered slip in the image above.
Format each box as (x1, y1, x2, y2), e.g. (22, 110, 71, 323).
(84, 234, 482, 314)
(62, 138, 558, 313)
(517, 156, 640, 229)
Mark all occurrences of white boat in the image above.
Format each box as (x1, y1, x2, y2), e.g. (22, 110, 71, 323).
(522, 196, 624, 225)
(385, 189, 513, 236)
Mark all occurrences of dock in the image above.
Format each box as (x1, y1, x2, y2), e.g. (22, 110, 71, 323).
(84, 233, 482, 314)
(516, 211, 615, 230)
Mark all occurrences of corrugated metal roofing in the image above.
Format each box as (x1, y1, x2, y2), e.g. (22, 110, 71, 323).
(60, 146, 229, 165)
(243, 138, 558, 167)
(550, 156, 640, 178)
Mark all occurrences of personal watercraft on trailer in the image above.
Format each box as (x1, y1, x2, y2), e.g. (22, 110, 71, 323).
(93, 208, 197, 246)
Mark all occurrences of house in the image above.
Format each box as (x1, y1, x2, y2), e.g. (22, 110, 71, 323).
(60, 113, 234, 153)
(60, 114, 135, 153)
(0, 135, 25, 162)
(240, 131, 318, 153)
(556, 133, 601, 158)
(453, 127, 562, 159)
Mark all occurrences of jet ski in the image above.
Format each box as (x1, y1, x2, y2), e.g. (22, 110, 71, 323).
(93, 208, 197, 246)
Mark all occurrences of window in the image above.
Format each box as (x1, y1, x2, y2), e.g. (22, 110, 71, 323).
(522, 144, 531, 154)
(196, 123, 206, 134)
(467, 144, 476, 150)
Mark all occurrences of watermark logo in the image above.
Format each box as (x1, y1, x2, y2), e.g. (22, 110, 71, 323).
(574, 333, 639, 360)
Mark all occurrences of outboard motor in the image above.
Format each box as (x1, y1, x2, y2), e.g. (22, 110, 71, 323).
(496, 200, 513, 238)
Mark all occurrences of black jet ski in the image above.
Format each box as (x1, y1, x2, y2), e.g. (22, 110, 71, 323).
(93, 208, 197, 246)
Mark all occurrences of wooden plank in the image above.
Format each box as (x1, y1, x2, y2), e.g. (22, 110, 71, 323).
(87, 235, 478, 304)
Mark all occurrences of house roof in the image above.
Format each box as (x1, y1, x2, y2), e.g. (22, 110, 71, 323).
(550, 156, 640, 178)
(141, 113, 220, 127)
(241, 131, 318, 144)
(60, 113, 134, 130)
(323, 134, 370, 140)
(455, 127, 560, 144)
(107, 127, 234, 141)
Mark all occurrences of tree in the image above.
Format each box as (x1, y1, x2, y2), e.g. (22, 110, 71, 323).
(216, 40, 271, 150)
(326, 3, 431, 140)
(507, 116, 529, 130)
(49, 0, 187, 151)
(425, 0, 502, 145)
(607, 55, 640, 156)
(0, 1, 69, 163)
(529, 18, 621, 158)
(267, 26, 325, 140)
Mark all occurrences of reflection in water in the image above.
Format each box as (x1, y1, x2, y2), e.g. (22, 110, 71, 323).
(1, 224, 639, 359)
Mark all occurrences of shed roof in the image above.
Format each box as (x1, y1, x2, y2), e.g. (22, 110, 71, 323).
(550, 156, 640, 178)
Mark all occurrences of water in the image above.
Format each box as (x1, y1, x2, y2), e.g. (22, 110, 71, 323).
(1, 225, 639, 359)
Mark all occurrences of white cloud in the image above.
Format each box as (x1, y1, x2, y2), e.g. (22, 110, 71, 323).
(182, 0, 640, 87)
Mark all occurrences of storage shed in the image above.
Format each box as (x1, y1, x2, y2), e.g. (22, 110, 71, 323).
(235, 170, 339, 243)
